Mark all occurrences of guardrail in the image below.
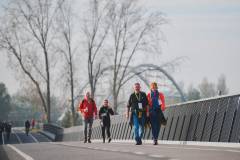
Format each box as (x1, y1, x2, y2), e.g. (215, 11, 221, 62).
(44, 94, 240, 143)
(43, 123, 63, 141)
(90, 94, 240, 143)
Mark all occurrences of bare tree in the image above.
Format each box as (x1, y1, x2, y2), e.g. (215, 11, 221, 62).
(82, 0, 110, 98)
(106, 0, 166, 113)
(55, 0, 77, 125)
(217, 74, 229, 95)
(0, 0, 63, 122)
(198, 77, 216, 98)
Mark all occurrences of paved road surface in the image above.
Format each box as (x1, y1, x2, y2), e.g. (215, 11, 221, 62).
(1, 140, 240, 160)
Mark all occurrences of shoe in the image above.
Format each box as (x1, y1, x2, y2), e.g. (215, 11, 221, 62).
(135, 140, 142, 145)
(153, 140, 158, 145)
(108, 138, 112, 143)
(84, 139, 87, 143)
(88, 139, 91, 143)
(136, 142, 140, 145)
(103, 139, 105, 143)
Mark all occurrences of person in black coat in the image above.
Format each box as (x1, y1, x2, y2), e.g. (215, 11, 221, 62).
(25, 120, 31, 136)
(5, 122, 12, 141)
(99, 99, 114, 143)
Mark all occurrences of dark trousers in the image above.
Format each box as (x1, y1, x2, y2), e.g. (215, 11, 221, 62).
(102, 125, 111, 140)
(150, 109, 161, 141)
(84, 118, 93, 140)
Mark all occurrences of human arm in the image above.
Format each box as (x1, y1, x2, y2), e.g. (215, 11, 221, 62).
(159, 92, 166, 111)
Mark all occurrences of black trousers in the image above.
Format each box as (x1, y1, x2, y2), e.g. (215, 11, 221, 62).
(102, 125, 111, 139)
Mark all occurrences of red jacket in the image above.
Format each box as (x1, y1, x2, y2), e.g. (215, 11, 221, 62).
(147, 91, 165, 111)
(79, 99, 97, 119)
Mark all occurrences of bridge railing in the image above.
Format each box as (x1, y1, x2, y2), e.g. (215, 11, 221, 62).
(90, 94, 240, 143)
(44, 94, 240, 143)
(43, 123, 64, 141)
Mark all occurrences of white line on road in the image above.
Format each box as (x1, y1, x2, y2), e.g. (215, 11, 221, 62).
(2, 132, 5, 145)
(29, 133, 39, 143)
(148, 154, 166, 158)
(7, 144, 34, 160)
(225, 150, 240, 153)
(133, 151, 145, 155)
(13, 130, 22, 144)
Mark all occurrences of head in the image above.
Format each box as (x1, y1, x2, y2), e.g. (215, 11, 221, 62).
(134, 83, 141, 93)
(150, 82, 158, 91)
(103, 99, 108, 107)
(85, 91, 91, 100)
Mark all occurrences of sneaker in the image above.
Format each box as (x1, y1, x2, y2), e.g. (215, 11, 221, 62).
(108, 138, 112, 143)
(153, 140, 158, 145)
(88, 139, 92, 143)
(135, 142, 140, 145)
(135, 140, 142, 145)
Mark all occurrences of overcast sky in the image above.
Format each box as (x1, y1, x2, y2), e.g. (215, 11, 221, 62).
(0, 0, 240, 95)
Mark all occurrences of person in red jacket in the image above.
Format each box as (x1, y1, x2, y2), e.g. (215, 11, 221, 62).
(31, 119, 35, 130)
(79, 91, 97, 143)
(147, 82, 166, 145)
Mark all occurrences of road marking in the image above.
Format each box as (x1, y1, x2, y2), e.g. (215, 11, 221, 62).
(133, 151, 145, 155)
(148, 154, 166, 158)
(29, 133, 39, 143)
(7, 144, 34, 160)
(12, 130, 22, 144)
(225, 150, 240, 153)
(2, 132, 5, 145)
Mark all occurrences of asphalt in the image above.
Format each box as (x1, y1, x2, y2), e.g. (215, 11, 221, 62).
(1, 129, 240, 160)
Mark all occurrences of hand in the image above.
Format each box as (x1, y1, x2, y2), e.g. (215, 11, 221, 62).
(126, 112, 129, 119)
(146, 112, 149, 117)
(84, 108, 88, 112)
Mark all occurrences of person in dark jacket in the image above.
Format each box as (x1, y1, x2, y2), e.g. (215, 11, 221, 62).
(0, 121, 3, 133)
(5, 122, 12, 141)
(126, 83, 149, 145)
(99, 99, 114, 143)
(25, 120, 31, 136)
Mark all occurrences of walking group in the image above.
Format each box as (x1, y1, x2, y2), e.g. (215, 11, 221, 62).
(78, 82, 166, 145)
(0, 121, 12, 141)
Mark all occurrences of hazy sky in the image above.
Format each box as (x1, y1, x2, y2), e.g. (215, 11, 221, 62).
(0, 0, 240, 95)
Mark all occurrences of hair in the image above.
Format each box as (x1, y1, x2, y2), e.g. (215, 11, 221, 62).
(150, 82, 158, 89)
(134, 82, 140, 86)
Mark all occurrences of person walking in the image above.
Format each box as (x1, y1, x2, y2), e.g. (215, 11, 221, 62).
(25, 120, 31, 136)
(147, 82, 166, 145)
(99, 99, 114, 143)
(31, 119, 35, 130)
(79, 91, 97, 143)
(126, 83, 149, 145)
(5, 122, 12, 141)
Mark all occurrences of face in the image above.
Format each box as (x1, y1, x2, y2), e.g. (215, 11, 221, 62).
(85, 92, 91, 99)
(103, 100, 108, 107)
(134, 83, 141, 92)
(152, 85, 158, 91)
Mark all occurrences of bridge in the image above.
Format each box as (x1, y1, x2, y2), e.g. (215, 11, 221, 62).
(1, 94, 240, 160)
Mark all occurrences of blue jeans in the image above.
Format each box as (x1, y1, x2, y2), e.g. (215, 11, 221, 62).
(132, 112, 145, 142)
(150, 109, 160, 140)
